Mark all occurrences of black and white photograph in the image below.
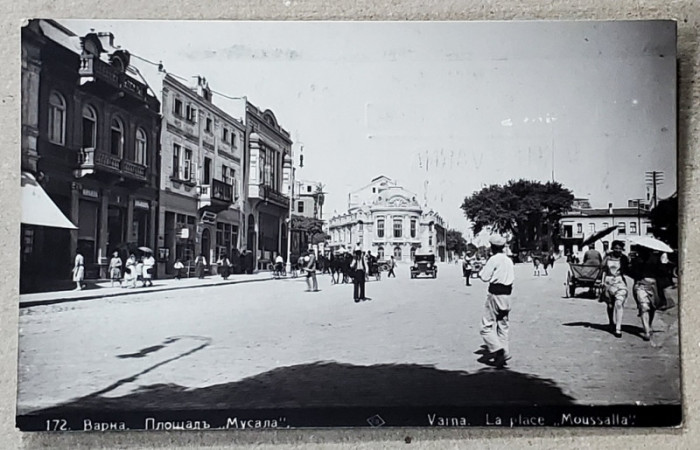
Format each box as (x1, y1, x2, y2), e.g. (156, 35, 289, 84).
(17, 20, 680, 430)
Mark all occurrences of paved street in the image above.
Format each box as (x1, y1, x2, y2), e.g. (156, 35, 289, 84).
(17, 261, 680, 415)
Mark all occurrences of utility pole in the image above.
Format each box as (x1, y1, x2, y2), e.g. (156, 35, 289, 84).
(645, 171, 664, 209)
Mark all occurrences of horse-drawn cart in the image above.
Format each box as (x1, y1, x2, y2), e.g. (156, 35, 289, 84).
(565, 263, 604, 298)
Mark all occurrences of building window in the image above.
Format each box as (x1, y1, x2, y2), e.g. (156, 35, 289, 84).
(232, 131, 237, 148)
(172, 144, 181, 178)
(377, 219, 385, 238)
(186, 104, 197, 122)
(173, 98, 183, 116)
(646, 224, 653, 235)
(393, 218, 403, 238)
(630, 222, 637, 234)
(378, 246, 384, 260)
(602, 222, 609, 229)
(307, 185, 312, 193)
(183, 149, 193, 181)
(373, 188, 377, 193)
(110, 117, 124, 157)
(589, 223, 595, 234)
(203, 157, 212, 184)
(393, 246, 402, 260)
(135, 128, 148, 165)
(222, 127, 229, 143)
(410, 219, 417, 238)
(81, 104, 97, 148)
(298, 201, 304, 213)
(618, 222, 626, 235)
(576, 223, 583, 234)
(222, 165, 231, 184)
(48, 91, 66, 145)
(429, 235, 433, 246)
(205, 117, 212, 133)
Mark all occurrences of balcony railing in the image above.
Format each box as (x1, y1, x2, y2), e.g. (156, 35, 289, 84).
(79, 54, 148, 102)
(260, 185, 290, 208)
(200, 178, 233, 205)
(78, 148, 147, 181)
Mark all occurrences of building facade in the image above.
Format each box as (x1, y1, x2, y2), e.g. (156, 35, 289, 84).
(294, 179, 322, 219)
(21, 20, 161, 291)
(328, 176, 447, 262)
(156, 74, 245, 275)
(243, 103, 293, 269)
(559, 201, 653, 254)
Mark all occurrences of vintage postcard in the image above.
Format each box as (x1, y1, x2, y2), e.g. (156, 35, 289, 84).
(17, 20, 679, 431)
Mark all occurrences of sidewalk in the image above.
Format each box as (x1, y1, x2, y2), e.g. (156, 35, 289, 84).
(19, 272, 276, 308)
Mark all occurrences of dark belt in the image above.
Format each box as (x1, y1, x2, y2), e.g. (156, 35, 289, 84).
(489, 283, 513, 295)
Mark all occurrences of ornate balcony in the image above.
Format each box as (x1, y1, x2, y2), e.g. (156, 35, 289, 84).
(75, 147, 147, 182)
(79, 54, 158, 110)
(199, 178, 234, 212)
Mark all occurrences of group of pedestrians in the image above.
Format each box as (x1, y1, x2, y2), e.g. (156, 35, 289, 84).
(599, 240, 675, 340)
(106, 251, 155, 289)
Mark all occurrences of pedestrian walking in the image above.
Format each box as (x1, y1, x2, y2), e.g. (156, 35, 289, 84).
(72, 249, 85, 291)
(142, 252, 155, 287)
(304, 252, 319, 292)
(124, 253, 137, 288)
(217, 253, 232, 280)
(108, 251, 122, 287)
(600, 240, 630, 338)
(274, 254, 285, 278)
(630, 247, 664, 341)
(173, 258, 185, 280)
(477, 234, 515, 368)
(351, 250, 367, 302)
(194, 253, 207, 279)
(388, 255, 397, 278)
(462, 254, 474, 286)
(542, 251, 555, 276)
(532, 255, 542, 276)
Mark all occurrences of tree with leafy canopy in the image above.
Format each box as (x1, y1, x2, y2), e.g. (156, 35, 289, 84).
(649, 193, 678, 248)
(446, 229, 469, 256)
(460, 179, 574, 251)
(290, 215, 329, 247)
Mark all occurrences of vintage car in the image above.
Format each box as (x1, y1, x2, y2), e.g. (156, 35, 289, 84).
(411, 253, 437, 279)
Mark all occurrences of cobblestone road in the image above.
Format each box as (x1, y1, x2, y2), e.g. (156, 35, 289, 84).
(17, 261, 680, 414)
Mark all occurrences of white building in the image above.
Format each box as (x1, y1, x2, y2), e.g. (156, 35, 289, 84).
(328, 176, 447, 261)
(559, 200, 652, 254)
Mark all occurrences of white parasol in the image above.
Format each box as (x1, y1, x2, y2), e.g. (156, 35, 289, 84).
(627, 235, 674, 253)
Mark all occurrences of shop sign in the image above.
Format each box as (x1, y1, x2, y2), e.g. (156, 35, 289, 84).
(82, 188, 99, 199)
(178, 228, 190, 239)
(134, 200, 150, 210)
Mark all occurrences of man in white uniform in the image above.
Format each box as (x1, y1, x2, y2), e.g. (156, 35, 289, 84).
(478, 234, 515, 368)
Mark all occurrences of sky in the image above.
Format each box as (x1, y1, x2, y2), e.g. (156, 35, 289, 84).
(61, 20, 677, 236)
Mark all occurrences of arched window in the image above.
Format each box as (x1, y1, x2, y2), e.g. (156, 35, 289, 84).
(393, 246, 402, 260)
(135, 128, 147, 165)
(377, 246, 385, 260)
(110, 117, 124, 157)
(82, 104, 97, 148)
(48, 91, 66, 145)
(410, 246, 417, 261)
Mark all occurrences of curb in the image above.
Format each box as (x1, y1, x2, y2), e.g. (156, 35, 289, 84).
(19, 275, 276, 308)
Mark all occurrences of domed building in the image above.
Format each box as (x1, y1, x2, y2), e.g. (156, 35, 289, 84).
(328, 176, 447, 262)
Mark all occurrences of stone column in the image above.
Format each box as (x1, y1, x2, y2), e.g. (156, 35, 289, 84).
(98, 189, 109, 278)
(126, 196, 134, 244)
(70, 183, 80, 264)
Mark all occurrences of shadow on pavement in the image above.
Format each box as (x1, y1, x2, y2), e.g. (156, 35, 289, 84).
(563, 321, 646, 337)
(33, 361, 575, 413)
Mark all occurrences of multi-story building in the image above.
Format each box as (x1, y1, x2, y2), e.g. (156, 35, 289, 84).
(293, 179, 323, 219)
(20, 20, 161, 291)
(156, 74, 245, 274)
(559, 200, 653, 254)
(328, 176, 447, 262)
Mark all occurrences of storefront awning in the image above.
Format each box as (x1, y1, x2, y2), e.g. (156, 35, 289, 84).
(21, 172, 77, 229)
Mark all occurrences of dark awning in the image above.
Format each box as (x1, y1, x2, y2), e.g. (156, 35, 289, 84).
(21, 172, 77, 229)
